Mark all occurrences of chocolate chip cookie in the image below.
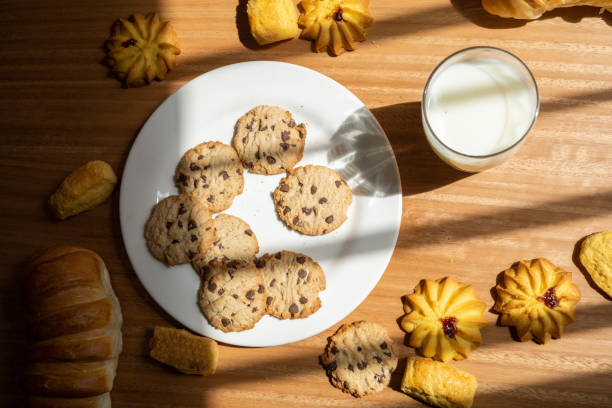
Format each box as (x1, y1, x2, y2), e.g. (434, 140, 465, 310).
(144, 194, 215, 266)
(175, 141, 244, 213)
(192, 214, 259, 276)
(321, 321, 398, 398)
(233, 105, 306, 174)
(198, 260, 266, 332)
(258, 251, 326, 319)
(273, 165, 353, 235)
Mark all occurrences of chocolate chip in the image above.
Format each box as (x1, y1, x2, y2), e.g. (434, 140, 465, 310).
(246, 122, 252, 130)
(289, 303, 298, 314)
(178, 203, 186, 214)
(280, 142, 289, 151)
(357, 361, 367, 370)
(219, 171, 229, 180)
(193, 180, 198, 188)
(384, 351, 392, 357)
(281, 131, 290, 141)
(255, 259, 266, 268)
(258, 284, 264, 293)
(266, 156, 276, 164)
(171, 239, 179, 244)
(327, 361, 337, 371)
(207, 195, 214, 203)
(299, 296, 308, 304)
(208, 281, 217, 292)
(221, 318, 230, 327)
(236, 168, 242, 175)
(178, 220, 183, 228)
(202, 184, 209, 189)
(283, 206, 291, 215)
(380, 342, 387, 349)
(374, 356, 382, 363)
(357, 346, 362, 352)
(197, 154, 204, 160)
(319, 197, 327, 204)
(190, 163, 200, 171)
(292, 216, 300, 225)
(298, 269, 307, 278)
(335, 180, 342, 188)
(255, 152, 260, 160)
(302, 207, 312, 215)
(166, 221, 172, 229)
(259, 125, 268, 131)
(232, 294, 238, 299)
(252, 307, 259, 313)
(311, 185, 317, 194)
(244, 229, 253, 236)
(187, 250, 196, 260)
(266, 296, 273, 305)
(241, 137, 247, 144)
(246, 162, 253, 169)
(279, 184, 289, 192)
(288, 119, 296, 128)
(246, 290, 255, 300)
(331, 346, 339, 354)
(218, 288, 225, 296)
(343, 381, 349, 389)
(296, 256, 306, 264)
(270, 278, 276, 287)
(191, 234, 197, 242)
(348, 364, 354, 371)
(178, 173, 187, 186)
(325, 215, 334, 224)
(188, 220, 196, 230)
(227, 260, 239, 269)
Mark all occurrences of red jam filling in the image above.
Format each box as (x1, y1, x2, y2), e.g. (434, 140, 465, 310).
(333, 8, 344, 21)
(121, 38, 137, 48)
(537, 287, 559, 309)
(440, 317, 458, 338)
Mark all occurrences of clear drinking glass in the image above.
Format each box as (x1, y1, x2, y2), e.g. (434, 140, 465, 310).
(421, 46, 539, 172)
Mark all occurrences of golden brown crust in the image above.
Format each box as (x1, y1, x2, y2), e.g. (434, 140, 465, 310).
(482, 0, 612, 19)
(579, 230, 612, 298)
(401, 357, 477, 408)
(149, 326, 218, 375)
(247, 0, 299, 45)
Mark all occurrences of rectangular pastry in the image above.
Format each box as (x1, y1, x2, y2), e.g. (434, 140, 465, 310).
(149, 326, 218, 375)
(401, 357, 477, 408)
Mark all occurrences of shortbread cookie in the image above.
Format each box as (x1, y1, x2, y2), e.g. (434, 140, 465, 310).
(273, 165, 352, 235)
(145, 195, 214, 265)
(198, 261, 266, 332)
(401, 277, 488, 362)
(149, 326, 218, 376)
(258, 251, 326, 319)
(233, 105, 306, 174)
(321, 321, 398, 398)
(579, 230, 612, 298)
(494, 258, 581, 343)
(192, 214, 259, 276)
(175, 141, 244, 213)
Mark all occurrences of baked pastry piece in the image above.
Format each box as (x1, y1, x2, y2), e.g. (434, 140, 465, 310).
(233, 105, 306, 175)
(273, 165, 353, 235)
(299, 0, 374, 56)
(175, 141, 244, 213)
(104, 12, 181, 87)
(49, 160, 117, 220)
(401, 357, 477, 408)
(494, 258, 581, 343)
(24, 246, 122, 407)
(321, 321, 398, 397)
(482, 0, 612, 19)
(580, 231, 612, 298)
(149, 326, 218, 375)
(401, 277, 488, 362)
(258, 251, 326, 319)
(247, 0, 299, 45)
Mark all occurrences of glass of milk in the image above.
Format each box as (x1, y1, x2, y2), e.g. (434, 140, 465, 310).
(422, 47, 539, 172)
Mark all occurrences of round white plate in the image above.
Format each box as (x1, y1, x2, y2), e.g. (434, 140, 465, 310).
(120, 61, 402, 347)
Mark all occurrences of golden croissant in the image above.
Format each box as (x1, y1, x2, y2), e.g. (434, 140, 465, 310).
(482, 0, 612, 19)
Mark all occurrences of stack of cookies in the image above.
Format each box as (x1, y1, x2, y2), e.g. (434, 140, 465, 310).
(144, 104, 353, 332)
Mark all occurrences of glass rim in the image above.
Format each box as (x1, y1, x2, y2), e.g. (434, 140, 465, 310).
(421, 46, 540, 160)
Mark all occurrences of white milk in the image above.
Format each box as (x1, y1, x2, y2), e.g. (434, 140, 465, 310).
(426, 57, 535, 157)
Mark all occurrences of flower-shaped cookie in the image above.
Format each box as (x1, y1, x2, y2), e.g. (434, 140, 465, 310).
(298, 0, 374, 56)
(104, 12, 181, 87)
(494, 258, 581, 344)
(401, 277, 488, 362)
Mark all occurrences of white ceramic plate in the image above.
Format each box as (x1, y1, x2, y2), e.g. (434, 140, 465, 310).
(120, 61, 402, 347)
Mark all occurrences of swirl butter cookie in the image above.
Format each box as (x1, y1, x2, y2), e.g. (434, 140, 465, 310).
(198, 260, 266, 332)
(192, 214, 259, 276)
(144, 195, 214, 265)
(175, 141, 244, 213)
(233, 105, 306, 174)
(258, 251, 326, 319)
(321, 321, 398, 398)
(273, 165, 352, 235)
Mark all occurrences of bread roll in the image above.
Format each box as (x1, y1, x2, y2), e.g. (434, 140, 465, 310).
(24, 246, 122, 405)
(482, 0, 612, 19)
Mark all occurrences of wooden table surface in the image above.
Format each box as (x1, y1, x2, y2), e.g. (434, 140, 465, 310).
(1, 0, 612, 407)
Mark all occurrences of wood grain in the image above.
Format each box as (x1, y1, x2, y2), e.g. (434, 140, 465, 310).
(1, 0, 611, 406)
